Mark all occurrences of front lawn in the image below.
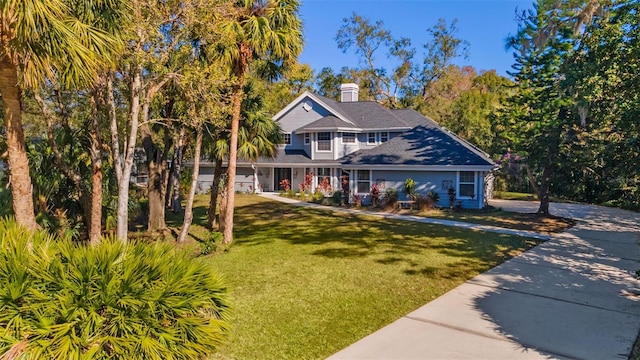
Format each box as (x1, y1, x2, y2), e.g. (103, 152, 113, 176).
(179, 194, 542, 359)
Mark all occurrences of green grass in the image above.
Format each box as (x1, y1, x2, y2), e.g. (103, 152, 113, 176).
(493, 191, 537, 201)
(167, 194, 542, 359)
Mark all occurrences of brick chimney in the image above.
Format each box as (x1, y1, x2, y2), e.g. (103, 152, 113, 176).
(340, 83, 359, 102)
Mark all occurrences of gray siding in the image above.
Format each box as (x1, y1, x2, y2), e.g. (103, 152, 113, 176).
(312, 132, 335, 160)
(372, 170, 456, 207)
(277, 98, 330, 133)
(336, 132, 360, 158)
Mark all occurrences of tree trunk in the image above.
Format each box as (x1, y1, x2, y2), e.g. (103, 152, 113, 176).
(139, 79, 171, 232)
(526, 164, 552, 215)
(207, 158, 224, 230)
(167, 126, 185, 212)
(178, 126, 203, 243)
(219, 185, 227, 235)
(160, 126, 172, 210)
(222, 45, 251, 244)
(0, 57, 37, 230)
(88, 90, 104, 244)
(141, 127, 166, 231)
(114, 64, 143, 242)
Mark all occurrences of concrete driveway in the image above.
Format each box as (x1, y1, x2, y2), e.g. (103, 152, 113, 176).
(329, 200, 640, 359)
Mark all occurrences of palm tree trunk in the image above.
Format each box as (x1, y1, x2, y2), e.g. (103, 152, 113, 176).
(0, 57, 37, 230)
(88, 91, 104, 244)
(178, 126, 203, 242)
(222, 45, 251, 244)
(207, 158, 224, 230)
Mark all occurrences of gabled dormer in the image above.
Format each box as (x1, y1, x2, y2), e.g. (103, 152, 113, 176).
(273, 85, 360, 161)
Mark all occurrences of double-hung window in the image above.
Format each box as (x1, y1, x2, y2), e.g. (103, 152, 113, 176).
(458, 171, 476, 198)
(282, 133, 291, 145)
(380, 132, 389, 143)
(342, 132, 356, 144)
(317, 168, 331, 187)
(356, 170, 370, 193)
(367, 132, 376, 144)
(317, 132, 331, 151)
(304, 133, 310, 145)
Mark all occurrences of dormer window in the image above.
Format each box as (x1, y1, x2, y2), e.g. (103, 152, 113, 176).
(282, 133, 291, 145)
(317, 132, 331, 151)
(367, 133, 376, 144)
(342, 132, 355, 144)
(304, 133, 310, 145)
(380, 132, 389, 143)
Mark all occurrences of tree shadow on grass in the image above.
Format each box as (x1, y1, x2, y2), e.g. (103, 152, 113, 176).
(231, 198, 542, 277)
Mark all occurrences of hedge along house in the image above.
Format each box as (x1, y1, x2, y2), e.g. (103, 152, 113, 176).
(199, 83, 495, 209)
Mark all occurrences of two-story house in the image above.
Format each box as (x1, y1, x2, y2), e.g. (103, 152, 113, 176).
(199, 83, 495, 209)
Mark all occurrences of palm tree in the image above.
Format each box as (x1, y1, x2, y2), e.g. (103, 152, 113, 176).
(206, 82, 281, 230)
(218, 0, 303, 244)
(0, 0, 125, 230)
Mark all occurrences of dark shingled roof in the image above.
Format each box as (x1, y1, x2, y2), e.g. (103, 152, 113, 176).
(391, 108, 439, 128)
(298, 115, 357, 131)
(238, 149, 340, 165)
(314, 94, 413, 130)
(341, 125, 494, 166)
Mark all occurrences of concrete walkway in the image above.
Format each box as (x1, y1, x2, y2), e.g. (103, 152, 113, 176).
(325, 198, 640, 359)
(259, 194, 640, 359)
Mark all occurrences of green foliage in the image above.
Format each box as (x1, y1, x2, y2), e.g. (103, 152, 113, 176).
(0, 169, 12, 217)
(448, 187, 456, 208)
(199, 231, 224, 256)
(331, 190, 343, 206)
(403, 178, 417, 199)
(384, 188, 399, 205)
(499, 0, 640, 211)
(427, 190, 440, 203)
(0, 219, 231, 359)
(312, 190, 325, 202)
(26, 134, 87, 237)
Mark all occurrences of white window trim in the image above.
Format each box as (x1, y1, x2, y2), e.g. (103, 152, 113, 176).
(342, 132, 356, 144)
(316, 132, 332, 152)
(281, 133, 291, 146)
(457, 171, 476, 199)
(380, 131, 389, 143)
(367, 132, 376, 145)
(304, 133, 310, 145)
(356, 169, 371, 194)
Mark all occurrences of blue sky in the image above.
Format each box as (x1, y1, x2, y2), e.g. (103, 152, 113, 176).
(298, 0, 533, 78)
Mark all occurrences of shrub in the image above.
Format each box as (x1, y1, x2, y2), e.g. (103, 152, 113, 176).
(427, 190, 440, 204)
(317, 177, 332, 195)
(331, 191, 343, 206)
(403, 178, 417, 199)
(0, 219, 231, 360)
(312, 190, 324, 202)
(299, 172, 313, 195)
(279, 179, 291, 192)
(370, 183, 381, 207)
(415, 195, 435, 211)
(448, 187, 456, 209)
(383, 188, 399, 207)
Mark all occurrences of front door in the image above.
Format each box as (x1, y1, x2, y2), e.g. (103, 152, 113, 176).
(274, 168, 292, 191)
